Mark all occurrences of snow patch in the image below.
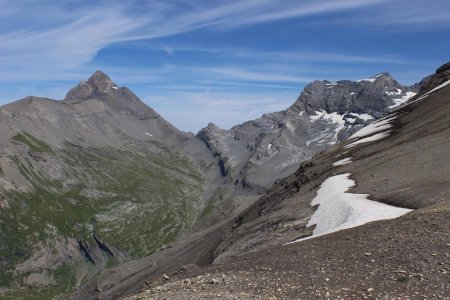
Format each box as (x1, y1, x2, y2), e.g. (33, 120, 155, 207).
(267, 143, 273, 150)
(145, 132, 153, 137)
(310, 110, 345, 124)
(345, 117, 356, 124)
(112, 86, 119, 90)
(292, 174, 411, 242)
(309, 110, 347, 144)
(389, 91, 417, 108)
(345, 132, 390, 148)
(332, 157, 352, 166)
(349, 113, 374, 122)
(357, 78, 376, 83)
(349, 115, 396, 139)
(350, 91, 356, 96)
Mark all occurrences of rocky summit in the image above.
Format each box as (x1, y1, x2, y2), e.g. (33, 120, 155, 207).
(197, 72, 417, 196)
(64, 71, 160, 120)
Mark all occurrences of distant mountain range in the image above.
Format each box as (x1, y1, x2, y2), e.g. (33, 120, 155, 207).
(1, 61, 448, 299)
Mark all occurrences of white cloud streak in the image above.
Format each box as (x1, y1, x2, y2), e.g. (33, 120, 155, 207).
(1, 0, 446, 75)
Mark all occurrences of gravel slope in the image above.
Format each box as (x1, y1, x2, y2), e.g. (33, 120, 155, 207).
(128, 204, 450, 300)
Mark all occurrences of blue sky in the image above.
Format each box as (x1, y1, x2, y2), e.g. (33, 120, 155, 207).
(0, 0, 449, 132)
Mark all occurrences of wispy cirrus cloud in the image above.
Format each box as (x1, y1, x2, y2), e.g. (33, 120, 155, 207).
(1, 0, 449, 131)
(146, 44, 416, 65)
(340, 1, 450, 27)
(1, 0, 446, 75)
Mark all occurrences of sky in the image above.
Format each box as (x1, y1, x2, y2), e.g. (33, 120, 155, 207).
(0, 0, 449, 132)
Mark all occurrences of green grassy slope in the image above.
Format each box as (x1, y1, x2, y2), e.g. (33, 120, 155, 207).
(0, 132, 205, 299)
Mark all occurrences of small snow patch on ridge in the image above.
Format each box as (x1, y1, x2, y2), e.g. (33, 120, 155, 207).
(332, 157, 352, 166)
(346, 117, 356, 124)
(349, 115, 396, 140)
(349, 113, 374, 122)
(357, 78, 376, 83)
(389, 91, 417, 108)
(145, 132, 152, 137)
(346, 132, 390, 148)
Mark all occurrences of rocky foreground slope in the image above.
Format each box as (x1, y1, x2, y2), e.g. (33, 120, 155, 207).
(0, 72, 223, 299)
(123, 63, 450, 300)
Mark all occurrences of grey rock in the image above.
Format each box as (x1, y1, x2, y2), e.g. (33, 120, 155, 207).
(197, 73, 417, 194)
(64, 70, 160, 120)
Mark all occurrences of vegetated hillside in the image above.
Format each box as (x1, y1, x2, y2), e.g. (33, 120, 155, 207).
(125, 62, 450, 299)
(70, 65, 447, 300)
(0, 71, 222, 299)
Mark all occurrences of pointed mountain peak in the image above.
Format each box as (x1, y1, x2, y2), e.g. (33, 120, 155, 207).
(64, 70, 117, 103)
(88, 70, 114, 87)
(62, 71, 161, 120)
(206, 122, 224, 131)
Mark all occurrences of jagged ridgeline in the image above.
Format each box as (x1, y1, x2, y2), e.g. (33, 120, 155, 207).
(197, 73, 418, 193)
(0, 71, 220, 299)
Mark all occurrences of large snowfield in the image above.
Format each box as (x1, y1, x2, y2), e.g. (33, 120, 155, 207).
(292, 173, 412, 243)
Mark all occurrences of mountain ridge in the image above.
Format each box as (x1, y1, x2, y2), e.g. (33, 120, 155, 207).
(0, 71, 223, 299)
(196, 71, 418, 201)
